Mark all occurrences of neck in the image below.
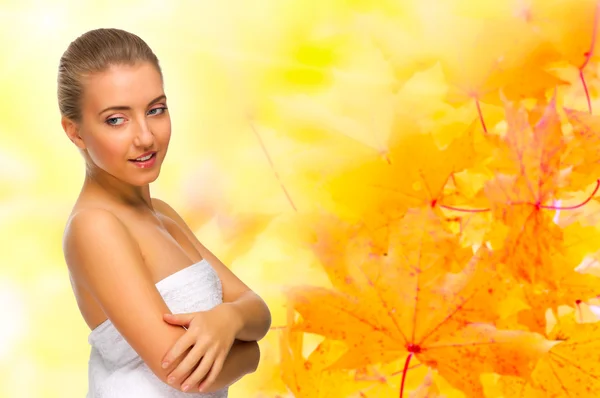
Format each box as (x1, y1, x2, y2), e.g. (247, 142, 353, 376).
(83, 166, 153, 210)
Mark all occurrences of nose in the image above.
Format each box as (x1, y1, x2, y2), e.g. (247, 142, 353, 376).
(133, 119, 154, 148)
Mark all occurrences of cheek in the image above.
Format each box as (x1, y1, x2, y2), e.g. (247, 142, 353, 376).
(152, 117, 172, 145)
(86, 133, 129, 166)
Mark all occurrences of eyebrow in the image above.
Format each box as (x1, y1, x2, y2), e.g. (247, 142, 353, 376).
(98, 94, 167, 116)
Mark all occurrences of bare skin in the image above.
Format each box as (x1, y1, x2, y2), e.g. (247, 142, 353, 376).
(61, 62, 270, 394)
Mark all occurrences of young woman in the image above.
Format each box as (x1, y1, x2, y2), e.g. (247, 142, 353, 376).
(59, 28, 271, 397)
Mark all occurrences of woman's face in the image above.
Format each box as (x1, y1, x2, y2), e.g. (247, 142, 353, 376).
(69, 62, 171, 187)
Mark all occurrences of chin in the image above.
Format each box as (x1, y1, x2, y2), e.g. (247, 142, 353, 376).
(129, 171, 161, 187)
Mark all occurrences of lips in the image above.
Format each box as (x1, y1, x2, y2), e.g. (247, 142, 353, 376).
(129, 151, 156, 162)
(128, 151, 158, 169)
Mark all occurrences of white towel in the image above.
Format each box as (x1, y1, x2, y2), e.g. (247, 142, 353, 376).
(86, 259, 228, 397)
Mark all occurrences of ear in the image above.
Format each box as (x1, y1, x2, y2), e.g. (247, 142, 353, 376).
(61, 116, 86, 150)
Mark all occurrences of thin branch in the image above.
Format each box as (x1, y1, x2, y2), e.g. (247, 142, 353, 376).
(248, 121, 298, 212)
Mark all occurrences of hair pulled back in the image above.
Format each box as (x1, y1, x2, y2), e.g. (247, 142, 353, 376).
(58, 28, 162, 122)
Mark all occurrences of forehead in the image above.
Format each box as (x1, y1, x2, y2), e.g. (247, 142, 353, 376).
(81, 63, 163, 111)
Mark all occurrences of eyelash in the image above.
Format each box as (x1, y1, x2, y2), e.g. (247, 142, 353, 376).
(105, 106, 168, 127)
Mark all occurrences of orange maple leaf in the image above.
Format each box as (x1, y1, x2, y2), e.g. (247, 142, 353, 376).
(276, 304, 399, 398)
(286, 207, 551, 397)
(483, 96, 575, 282)
(484, 95, 566, 212)
(479, 96, 600, 333)
(278, 328, 365, 398)
(530, 322, 600, 396)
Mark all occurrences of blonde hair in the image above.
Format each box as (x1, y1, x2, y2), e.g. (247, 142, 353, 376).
(57, 28, 162, 122)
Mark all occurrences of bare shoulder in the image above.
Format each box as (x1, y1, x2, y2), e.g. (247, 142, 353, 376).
(65, 207, 127, 240)
(63, 208, 138, 273)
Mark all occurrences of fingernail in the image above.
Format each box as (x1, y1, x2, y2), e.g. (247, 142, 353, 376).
(167, 376, 175, 384)
(182, 384, 189, 392)
(162, 362, 169, 369)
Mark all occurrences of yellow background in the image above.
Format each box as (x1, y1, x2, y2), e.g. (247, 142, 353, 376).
(2, 0, 600, 397)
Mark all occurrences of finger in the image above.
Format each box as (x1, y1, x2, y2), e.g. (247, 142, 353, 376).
(163, 313, 194, 327)
(161, 332, 196, 369)
(198, 353, 226, 392)
(167, 342, 208, 387)
(181, 348, 218, 392)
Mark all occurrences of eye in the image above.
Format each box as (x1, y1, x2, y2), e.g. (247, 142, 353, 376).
(148, 106, 167, 116)
(106, 117, 125, 126)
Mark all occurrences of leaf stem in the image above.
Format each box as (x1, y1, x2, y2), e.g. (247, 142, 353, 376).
(440, 204, 491, 213)
(399, 353, 413, 398)
(579, 70, 592, 114)
(439, 179, 599, 212)
(579, 0, 600, 114)
(475, 98, 488, 133)
(539, 179, 600, 210)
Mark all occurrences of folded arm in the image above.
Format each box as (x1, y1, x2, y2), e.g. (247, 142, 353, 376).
(64, 208, 258, 393)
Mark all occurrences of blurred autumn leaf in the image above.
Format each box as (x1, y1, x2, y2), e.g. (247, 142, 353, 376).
(201, 0, 600, 397)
